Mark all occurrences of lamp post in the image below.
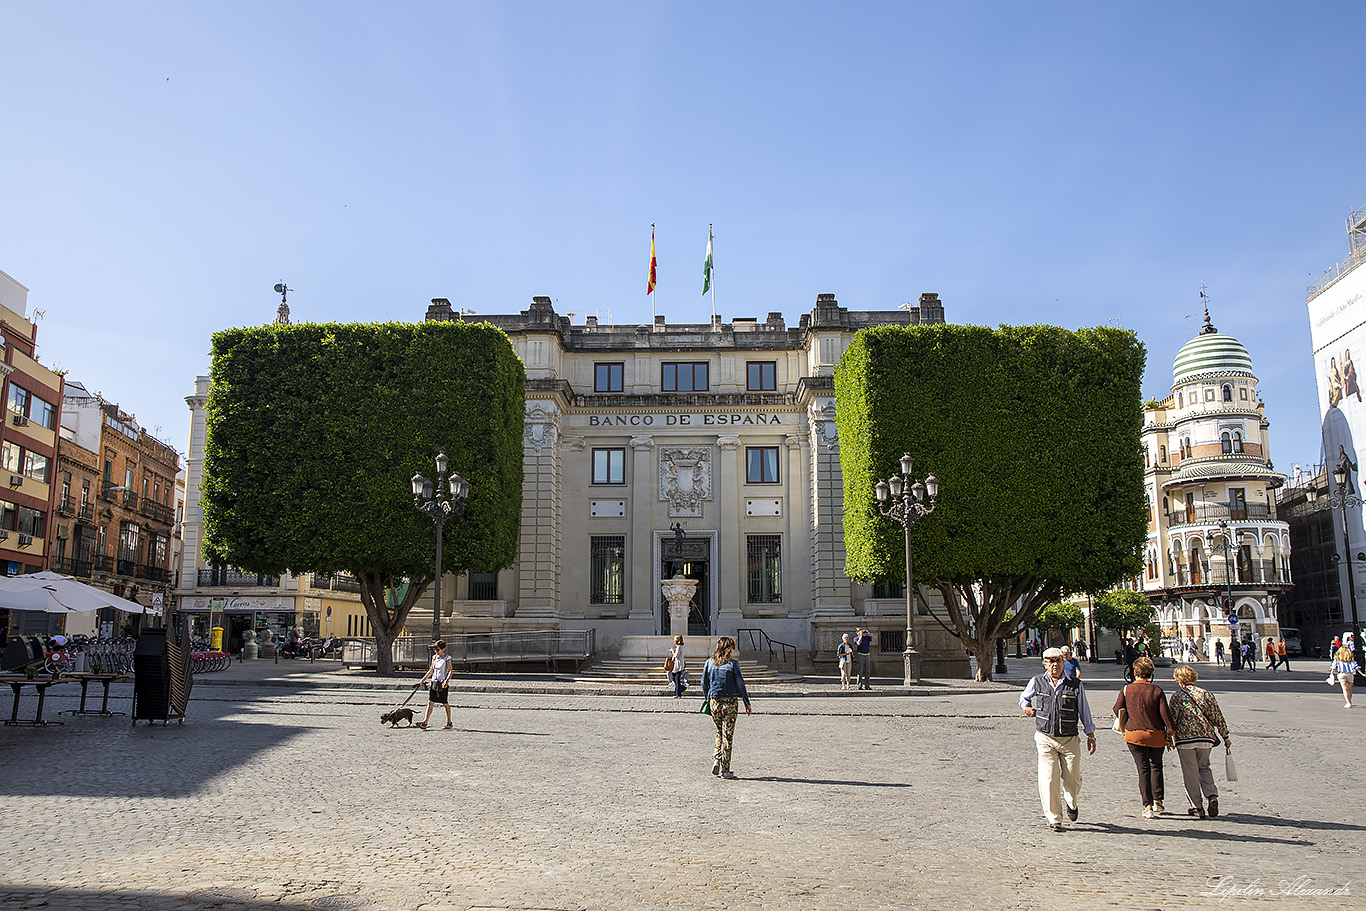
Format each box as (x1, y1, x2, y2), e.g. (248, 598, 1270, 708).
(874, 453, 940, 687)
(412, 451, 470, 643)
(1307, 451, 1365, 670)
(1083, 596, 1098, 663)
(1205, 519, 1242, 670)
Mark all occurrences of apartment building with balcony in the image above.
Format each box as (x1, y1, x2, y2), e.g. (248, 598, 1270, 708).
(0, 269, 64, 636)
(48, 380, 181, 626)
(1141, 306, 1291, 653)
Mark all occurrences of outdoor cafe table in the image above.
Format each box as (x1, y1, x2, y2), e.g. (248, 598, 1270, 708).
(57, 672, 132, 717)
(0, 673, 76, 726)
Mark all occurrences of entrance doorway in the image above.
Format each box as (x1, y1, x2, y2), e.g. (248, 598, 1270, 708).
(661, 538, 710, 637)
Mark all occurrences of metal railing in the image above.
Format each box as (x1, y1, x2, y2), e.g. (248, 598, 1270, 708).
(1166, 503, 1277, 526)
(57, 496, 76, 517)
(140, 499, 174, 524)
(310, 573, 361, 593)
(78, 502, 94, 522)
(197, 567, 281, 588)
(342, 629, 597, 670)
(737, 627, 798, 669)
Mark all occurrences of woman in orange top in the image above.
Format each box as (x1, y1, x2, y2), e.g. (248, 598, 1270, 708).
(1113, 656, 1175, 819)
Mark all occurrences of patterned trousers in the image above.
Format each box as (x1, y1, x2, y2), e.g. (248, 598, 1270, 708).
(710, 697, 740, 771)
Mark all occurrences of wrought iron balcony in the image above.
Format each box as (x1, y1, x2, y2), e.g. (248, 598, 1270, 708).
(197, 566, 281, 588)
(1166, 503, 1278, 527)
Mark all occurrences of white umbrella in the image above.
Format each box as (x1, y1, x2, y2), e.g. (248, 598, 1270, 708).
(0, 572, 151, 613)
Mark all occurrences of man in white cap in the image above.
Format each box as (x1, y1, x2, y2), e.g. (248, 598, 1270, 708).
(1020, 646, 1097, 831)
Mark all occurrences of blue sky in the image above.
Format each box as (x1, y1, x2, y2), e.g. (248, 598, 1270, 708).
(2, 2, 1364, 473)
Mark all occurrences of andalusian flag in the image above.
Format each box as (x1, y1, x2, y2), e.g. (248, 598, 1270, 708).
(702, 226, 713, 295)
(647, 225, 657, 295)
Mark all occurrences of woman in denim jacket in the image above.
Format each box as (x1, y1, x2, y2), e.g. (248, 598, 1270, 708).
(702, 636, 752, 779)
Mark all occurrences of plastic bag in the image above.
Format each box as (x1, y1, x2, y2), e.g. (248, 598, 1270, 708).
(1225, 751, 1238, 782)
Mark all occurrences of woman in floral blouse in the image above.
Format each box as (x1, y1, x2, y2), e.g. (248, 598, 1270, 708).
(1168, 666, 1231, 819)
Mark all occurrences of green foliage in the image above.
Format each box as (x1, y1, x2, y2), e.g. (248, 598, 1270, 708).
(1036, 601, 1084, 633)
(202, 321, 525, 583)
(835, 323, 1147, 678)
(1093, 590, 1156, 635)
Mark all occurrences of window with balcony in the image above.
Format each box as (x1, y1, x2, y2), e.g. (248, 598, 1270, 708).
(662, 362, 709, 392)
(592, 448, 625, 485)
(872, 578, 905, 599)
(1228, 488, 1247, 520)
(595, 362, 624, 393)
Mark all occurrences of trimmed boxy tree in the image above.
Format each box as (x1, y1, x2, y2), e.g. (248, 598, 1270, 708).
(837, 324, 1146, 681)
(202, 321, 525, 675)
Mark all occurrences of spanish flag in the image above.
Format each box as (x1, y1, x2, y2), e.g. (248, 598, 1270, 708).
(647, 224, 657, 295)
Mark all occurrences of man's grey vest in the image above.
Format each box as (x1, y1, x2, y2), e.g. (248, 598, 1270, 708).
(1032, 674, 1081, 738)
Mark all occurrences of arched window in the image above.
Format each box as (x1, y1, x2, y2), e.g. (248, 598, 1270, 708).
(1221, 431, 1232, 454)
(1159, 445, 1167, 462)
(1232, 431, 1243, 453)
(1178, 392, 1184, 408)
(1222, 384, 1233, 402)
(1162, 495, 1169, 514)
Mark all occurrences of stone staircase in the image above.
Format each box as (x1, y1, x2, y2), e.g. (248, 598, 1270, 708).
(569, 656, 803, 685)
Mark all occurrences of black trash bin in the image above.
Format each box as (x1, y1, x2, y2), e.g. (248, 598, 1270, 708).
(1, 635, 45, 672)
(132, 622, 193, 725)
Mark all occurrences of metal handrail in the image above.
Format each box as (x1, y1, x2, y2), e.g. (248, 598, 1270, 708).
(341, 628, 597, 670)
(736, 627, 797, 668)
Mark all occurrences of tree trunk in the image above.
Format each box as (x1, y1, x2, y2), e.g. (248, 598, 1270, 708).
(922, 576, 1062, 683)
(971, 643, 994, 682)
(358, 572, 432, 677)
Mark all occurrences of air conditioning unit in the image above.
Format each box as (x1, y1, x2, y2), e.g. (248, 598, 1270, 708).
(7, 475, 21, 487)
(17, 534, 32, 548)
(11, 414, 27, 426)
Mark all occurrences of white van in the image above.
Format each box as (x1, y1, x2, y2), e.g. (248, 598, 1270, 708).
(1279, 628, 1301, 656)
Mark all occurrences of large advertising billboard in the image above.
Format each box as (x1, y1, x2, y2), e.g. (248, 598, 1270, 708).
(1307, 260, 1366, 628)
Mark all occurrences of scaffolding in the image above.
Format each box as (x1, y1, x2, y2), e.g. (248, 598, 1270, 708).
(1307, 203, 1366, 302)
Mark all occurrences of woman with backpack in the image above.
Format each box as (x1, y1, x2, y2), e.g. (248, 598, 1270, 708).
(702, 636, 753, 779)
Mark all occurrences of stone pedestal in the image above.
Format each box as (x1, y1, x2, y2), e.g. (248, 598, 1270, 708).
(242, 629, 258, 661)
(660, 575, 699, 640)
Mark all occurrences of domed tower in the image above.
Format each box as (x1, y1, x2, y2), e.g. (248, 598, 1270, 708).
(1140, 301, 1291, 659)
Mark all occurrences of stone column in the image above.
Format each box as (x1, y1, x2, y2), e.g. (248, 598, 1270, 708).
(179, 378, 211, 596)
(716, 436, 743, 620)
(661, 576, 700, 639)
(807, 400, 855, 660)
(515, 402, 562, 621)
(628, 435, 655, 621)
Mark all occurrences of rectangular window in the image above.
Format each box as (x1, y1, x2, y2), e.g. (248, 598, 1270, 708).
(22, 451, 48, 483)
(1, 441, 20, 474)
(468, 571, 498, 600)
(118, 523, 140, 562)
(594, 363, 624, 393)
(7, 384, 29, 417)
(1228, 487, 1247, 519)
(745, 446, 780, 483)
(592, 448, 625, 485)
(662, 362, 709, 392)
(1204, 388, 1215, 402)
(30, 397, 56, 430)
(0, 501, 15, 531)
(872, 578, 906, 599)
(590, 535, 626, 604)
(746, 361, 776, 391)
(747, 535, 782, 603)
(17, 506, 45, 538)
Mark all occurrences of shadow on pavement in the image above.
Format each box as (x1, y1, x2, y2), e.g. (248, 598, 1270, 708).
(1216, 812, 1366, 832)
(1086, 820, 1309, 846)
(0, 696, 305, 800)
(0, 885, 363, 910)
(746, 775, 913, 788)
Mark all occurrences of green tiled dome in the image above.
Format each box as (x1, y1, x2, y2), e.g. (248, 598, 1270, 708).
(1172, 309, 1253, 385)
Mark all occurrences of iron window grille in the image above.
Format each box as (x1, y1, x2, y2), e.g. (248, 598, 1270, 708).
(872, 578, 906, 599)
(746, 534, 782, 603)
(590, 536, 626, 604)
(468, 570, 498, 600)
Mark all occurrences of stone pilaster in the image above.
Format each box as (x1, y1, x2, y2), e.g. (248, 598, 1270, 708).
(177, 378, 211, 594)
(784, 432, 808, 618)
(515, 402, 562, 620)
(627, 435, 655, 620)
(808, 399, 853, 620)
(716, 436, 743, 619)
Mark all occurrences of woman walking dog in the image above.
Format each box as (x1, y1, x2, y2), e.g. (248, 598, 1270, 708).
(416, 639, 455, 729)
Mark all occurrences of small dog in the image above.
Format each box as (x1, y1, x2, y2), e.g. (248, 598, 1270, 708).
(380, 708, 415, 727)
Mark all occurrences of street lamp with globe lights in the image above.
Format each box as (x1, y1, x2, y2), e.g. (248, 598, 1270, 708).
(1205, 519, 1244, 670)
(412, 451, 470, 642)
(874, 453, 940, 687)
(1306, 451, 1365, 669)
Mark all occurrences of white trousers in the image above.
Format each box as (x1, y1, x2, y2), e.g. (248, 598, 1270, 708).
(1034, 730, 1083, 826)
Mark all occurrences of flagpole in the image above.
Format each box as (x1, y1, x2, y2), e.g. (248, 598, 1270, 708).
(709, 224, 716, 323)
(650, 223, 657, 321)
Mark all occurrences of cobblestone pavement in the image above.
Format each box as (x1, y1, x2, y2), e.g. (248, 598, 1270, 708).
(0, 659, 1360, 911)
